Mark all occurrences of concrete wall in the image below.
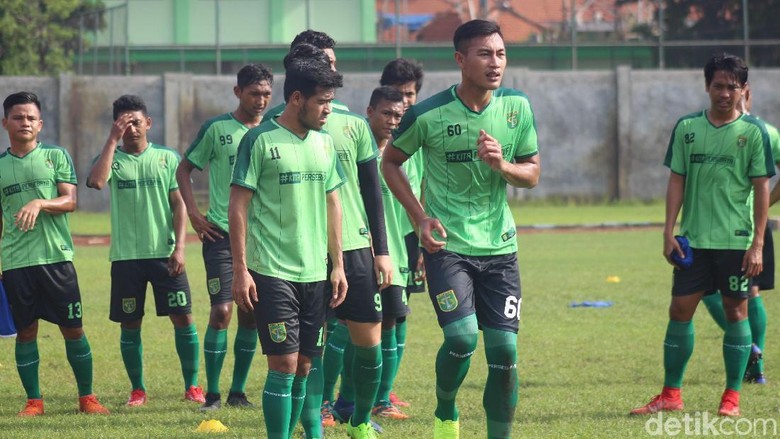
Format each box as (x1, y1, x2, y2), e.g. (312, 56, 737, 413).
(2, 68, 779, 211)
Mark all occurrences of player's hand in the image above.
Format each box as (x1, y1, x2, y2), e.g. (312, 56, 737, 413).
(109, 113, 134, 143)
(742, 244, 763, 278)
(232, 269, 257, 312)
(167, 248, 185, 276)
(476, 129, 504, 171)
(190, 212, 223, 242)
(374, 254, 393, 290)
(329, 266, 348, 308)
(663, 233, 684, 268)
(14, 199, 42, 232)
(414, 253, 426, 282)
(418, 217, 446, 253)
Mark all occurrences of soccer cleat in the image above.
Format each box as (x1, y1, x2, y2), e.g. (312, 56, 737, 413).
(433, 418, 459, 439)
(331, 395, 354, 423)
(346, 419, 379, 439)
(127, 389, 147, 407)
(200, 392, 221, 411)
(388, 391, 410, 408)
(185, 385, 206, 403)
(745, 372, 767, 384)
(226, 391, 254, 407)
(18, 398, 44, 417)
(372, 400, 409, 420)
(718, 389, 740, 417)
(320, 401, 336, 428)
(79, 394, 110, 415)
(630, 393, 683, 415)
(743, 344, 763, 381)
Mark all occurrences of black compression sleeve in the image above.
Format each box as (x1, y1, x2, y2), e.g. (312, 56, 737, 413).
(357, 158, 388, 255)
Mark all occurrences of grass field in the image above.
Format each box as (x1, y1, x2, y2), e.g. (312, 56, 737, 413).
(1, 205, 779, 437)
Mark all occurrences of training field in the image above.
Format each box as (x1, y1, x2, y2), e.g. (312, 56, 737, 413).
(0, 203, 779, 438)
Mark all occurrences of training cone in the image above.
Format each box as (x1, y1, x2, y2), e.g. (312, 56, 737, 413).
(195, 419, 229, 433)
(606, 276, 621, 283)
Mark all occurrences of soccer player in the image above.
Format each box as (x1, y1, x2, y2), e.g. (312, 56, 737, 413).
(229, 58, 347, 439)
(176, 64, 273, 410)
(700, 82, 779, 384)
(378, 58, 426, 409)
(630, 53, 774, 418)
(87, 94, 204, 406)
(382, 20, 540, 439)
(366, 86, 411, 420)
(1, 91, 109, 417)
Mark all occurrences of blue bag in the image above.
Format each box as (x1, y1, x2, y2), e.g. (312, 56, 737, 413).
(0, 280, 17, 338)
(671, 236, 694, 269)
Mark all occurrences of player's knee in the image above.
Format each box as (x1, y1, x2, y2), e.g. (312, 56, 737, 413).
(442, 315, 479, 354)
(483, 327, 518, 365)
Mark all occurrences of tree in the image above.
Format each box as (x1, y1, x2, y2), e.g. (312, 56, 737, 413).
(0, 0, 105, 76)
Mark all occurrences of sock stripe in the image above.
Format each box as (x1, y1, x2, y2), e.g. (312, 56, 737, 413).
(264, 390, 292, 398)
(16, 359, 40, 368)
(204, 348, 228, 354)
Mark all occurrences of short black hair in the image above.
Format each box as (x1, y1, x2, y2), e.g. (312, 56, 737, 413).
(290, 30, 335, 50)
(283, 43, 331, 70)
(704, 52, 748, 87)
(237, 64, 273, 89)
(112, 94, 148, 121)
(380, 58, 424, 93)
(3, 91, 41, 118)
(283, 58, 343, 102)
(369, 86, 404, 108)
(453, 19, 503, 53)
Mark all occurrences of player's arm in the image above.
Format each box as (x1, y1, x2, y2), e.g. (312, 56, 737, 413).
(87, 113, 133, 189)
(382, 146, 446, 253)
(769, 167, 780, 206)
(476, 129, 540, 188)
(175, 159, 223, 241)
(167, 189, 187, 276)
(744, 177, 770, 278)
(14, 182, 77, 232)
(229, 185, 257, 312)
(357, 158, 392, 289)
(327, 189, 348, 308)
(663, 172, 685, 267)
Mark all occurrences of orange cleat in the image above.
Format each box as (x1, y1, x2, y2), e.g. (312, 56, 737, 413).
(185, 385, 206, 403)
(389, 391, 410, 408)
(718, 389, 740, 417)
(630, 392, 683, 415)
(79, 394, 110, 414)
(127, 389, 147, 406)
(321, 401, 337, 428)
(18, 398, 44, 417)
(372, 401, 410, 420)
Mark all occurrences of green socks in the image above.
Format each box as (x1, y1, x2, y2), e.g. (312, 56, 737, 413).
(322, 321, 349, 403)
(175, 324, 200, 389)
(339, 341, 356, 402)
(16, 340, 41, 399)
(376, 327, 398, 403)
(663, 320, 694, 388)
(724, 319, 752, 390)
(394, 319, 407, 390)
(748, 296, 767, 374)
(263, 370, 294, 439)
(65, 336, 94, 397)
(288, 375, 308, 438)
(483, 328, 518, 439)
(231, 325, 258, 393)
(351, 343, 382, 426)
(702, 292, 727, 331)
(435, 315, 479, 422)
(120, 327, 145, 391)
(204, 327, 227, 394)
(301, 356, 324, 438)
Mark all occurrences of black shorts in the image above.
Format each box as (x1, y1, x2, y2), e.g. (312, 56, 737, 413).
(752, 227, 774, 291)
(423, 249, 522, 333)
(332, 248, 382, 323)
(405, 232, 426, 294)
(202, 233, 233, 306)
(251, 271, 327, 357)
(672, 248, 750, 299)
(4, 262, 83, 329)
(109, 259, 193, 322)
(381, 285, 410, 319)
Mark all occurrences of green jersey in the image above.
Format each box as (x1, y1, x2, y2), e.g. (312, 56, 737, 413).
(399, 152, 424, 236)
(378, 154, 409, 287)
(184, 113, 248, 233)
(103, 143, 181, 261)
(0, 143, 76, 270)
(392, 85, 539, 256)
(664, 111, 775, 250)
(231, 119, 346, 282)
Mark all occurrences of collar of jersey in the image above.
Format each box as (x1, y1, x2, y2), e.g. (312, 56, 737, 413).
(451, 84, 494, 116)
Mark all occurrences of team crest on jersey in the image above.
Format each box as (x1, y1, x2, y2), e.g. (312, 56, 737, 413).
(111, 161, 120, 170)
(207, 278, 221, 295)
(269, 322, 287, 343)
(159, 156, 168, 168)
(342, 125, 354, 139)
(45, 159, 54, 169)
(506, 111, 519, 129)
(436, 290, 458, 312)
(737, 136, 747, 148)
(122, 298, 136, 314)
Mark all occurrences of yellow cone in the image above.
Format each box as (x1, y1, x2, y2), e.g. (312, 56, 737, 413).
(606, 276, 621, 283)
(195, 419, 229, 433)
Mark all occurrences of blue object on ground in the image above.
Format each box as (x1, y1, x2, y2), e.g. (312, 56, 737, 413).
(671, 235, 694, 269)
(569, 301, 613, 308)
